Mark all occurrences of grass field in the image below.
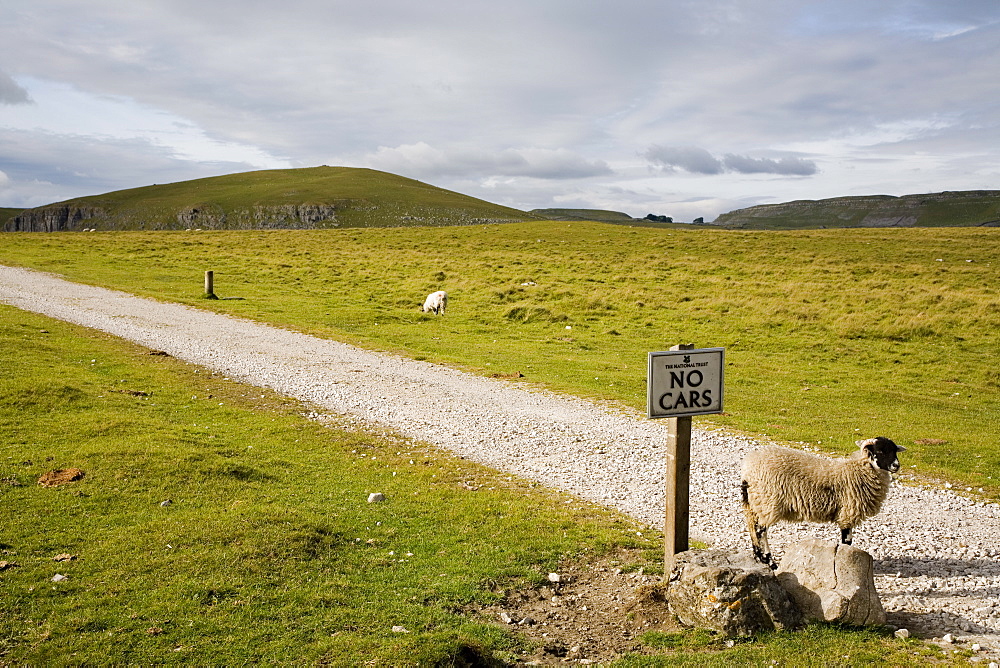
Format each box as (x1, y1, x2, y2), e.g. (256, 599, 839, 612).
(1, 221, 997, 499)
(0, 305, 954, 665)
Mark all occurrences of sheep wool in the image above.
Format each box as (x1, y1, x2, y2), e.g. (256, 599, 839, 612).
(421, 290, 448, 315)
(740, 437, 903, 567)
(741, 447, 890, 529)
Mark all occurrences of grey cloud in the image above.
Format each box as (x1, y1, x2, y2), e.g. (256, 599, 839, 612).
(644, 146, 723, 174)
(365, 143, 611, 181)
(723, 154, 818, 175)
(645, 145, 817, 177)
(0, 70, 31, 104)
(1, 1, 999, 217)
(0, 128, 262, 207)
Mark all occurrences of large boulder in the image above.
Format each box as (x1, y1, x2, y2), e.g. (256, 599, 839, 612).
(665, 549, 803, 636)
(775, 539, 886, 626)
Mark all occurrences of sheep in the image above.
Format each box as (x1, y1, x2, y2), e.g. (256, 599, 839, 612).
(421, 290, 447, 315)
(740, 436, 905, 568)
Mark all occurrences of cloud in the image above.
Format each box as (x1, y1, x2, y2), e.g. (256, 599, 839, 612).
(0, 70, 31, 104)
(645, 145, 817, 177)
(0, 127, 273, 207)
(1, 1, 999, 218)
(644, 146, 723, 175)
(723, 154, 818, 176)
(364, 143, 612, 180)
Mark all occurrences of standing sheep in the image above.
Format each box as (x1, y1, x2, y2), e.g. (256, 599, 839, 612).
(421, 290, 448, 315)
(740, 436, 904, 568)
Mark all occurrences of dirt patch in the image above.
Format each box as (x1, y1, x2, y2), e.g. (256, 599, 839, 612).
(470, 549, 681, 664)
(37, 468, 85, 487)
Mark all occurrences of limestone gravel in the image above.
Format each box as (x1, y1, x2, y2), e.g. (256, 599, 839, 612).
(2, 264, 999, 659)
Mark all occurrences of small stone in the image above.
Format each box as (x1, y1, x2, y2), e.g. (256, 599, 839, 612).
(519, 616, 535, 626)
(51, 573, 67, 582)
(548, 572, 561, 583)
(160, 499, 172, 507)
(894, 628, 910, 639)
(391, 626, 409, 633)
(942, 633, 955, 644)
(972, 643, 982, 651)
(367, 492, 386, 503)
(499, 612, 513, 624)
(53, 553, 76, 562)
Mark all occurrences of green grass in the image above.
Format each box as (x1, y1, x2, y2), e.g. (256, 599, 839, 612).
(1, 221, 997, 499)
(0, 300, 958, 665)
(625, 625, 954, 666)
(9, 167, 537, 231)
(0, 305, 653, 664)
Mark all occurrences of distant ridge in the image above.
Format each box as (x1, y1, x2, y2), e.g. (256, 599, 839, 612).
(4, 166, 540, 232)
(714, 190, 1000, 230)
(530, 208, 636, 223)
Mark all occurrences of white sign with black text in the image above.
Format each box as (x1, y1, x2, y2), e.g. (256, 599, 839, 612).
(647, 348, 725, 419)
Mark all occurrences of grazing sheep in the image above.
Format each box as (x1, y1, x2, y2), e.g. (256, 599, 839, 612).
(740, 436, 904, 568)
(421, 290, 447, 315)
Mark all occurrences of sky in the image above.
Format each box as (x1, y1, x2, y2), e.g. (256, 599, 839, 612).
(1, 1, 999, 222)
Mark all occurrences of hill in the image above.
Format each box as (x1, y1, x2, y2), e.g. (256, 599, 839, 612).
(0, 208, 24, 228)
(529, 208, 636, 223)
(4, 166, 540, 232)
(713, 190, 1000, 229)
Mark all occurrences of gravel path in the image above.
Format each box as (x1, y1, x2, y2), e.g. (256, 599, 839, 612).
(2, 264, 999, 660)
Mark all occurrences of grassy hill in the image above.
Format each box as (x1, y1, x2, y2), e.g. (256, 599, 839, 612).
(0, 207, 24, 227)
(714, 190, 1000, 229)
(4, 166, 541, 232)
(529, 208, 636, 223)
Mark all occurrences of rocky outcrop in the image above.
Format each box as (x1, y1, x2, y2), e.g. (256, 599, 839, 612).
(7, 203, 340, 232)
(661, 543, 886, 635)
(6, 204, 109, 232)
(776, 539, 886, 626)
(664, 549, 803, 636)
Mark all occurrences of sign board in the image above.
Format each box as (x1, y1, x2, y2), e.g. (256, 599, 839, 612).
(647, 347, 724, 419)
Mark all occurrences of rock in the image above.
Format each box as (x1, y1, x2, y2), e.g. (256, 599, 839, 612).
(51, 573, 67, 582)
(663, 549, 803, 636)
(159, 499, 172, 507)
(548, 572, 561, 583)
(895, 628, 910, 639)
(391, 625, 409, 633)
(367, 492, 386, 503)
(776, 539, 885, 626)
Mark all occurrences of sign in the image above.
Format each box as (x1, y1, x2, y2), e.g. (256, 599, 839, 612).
(647, 347, 724, 419)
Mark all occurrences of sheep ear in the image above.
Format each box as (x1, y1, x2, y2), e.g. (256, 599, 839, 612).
(895, 444, 907, 452)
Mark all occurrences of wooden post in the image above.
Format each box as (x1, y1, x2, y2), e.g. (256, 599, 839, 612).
(204, 270, 216, 299)
(665, 343, 694, 569)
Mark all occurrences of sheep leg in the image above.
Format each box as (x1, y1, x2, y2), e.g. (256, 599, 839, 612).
(742, 481, 776, 569)
(840, 527, 853, 545)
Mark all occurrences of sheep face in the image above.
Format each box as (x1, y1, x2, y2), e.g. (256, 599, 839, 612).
(856, 436, 905, 473)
